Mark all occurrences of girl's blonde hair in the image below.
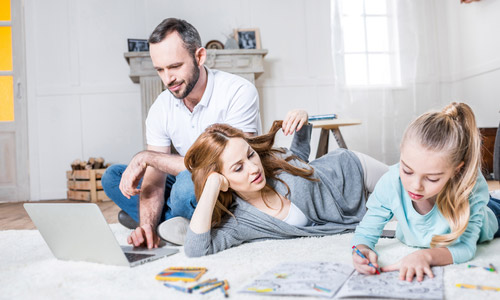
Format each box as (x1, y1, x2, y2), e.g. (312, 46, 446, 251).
(401, 102, 481, 248)
(184, 121, 317, 227)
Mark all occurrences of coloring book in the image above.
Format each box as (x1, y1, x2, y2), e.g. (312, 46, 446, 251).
(240, 261, 443, 299)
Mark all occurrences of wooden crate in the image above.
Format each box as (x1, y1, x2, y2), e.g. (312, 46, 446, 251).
(66, 169, 110, 202)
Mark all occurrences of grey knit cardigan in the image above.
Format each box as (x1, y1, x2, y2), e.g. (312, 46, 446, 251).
(184, 124, 366, 257)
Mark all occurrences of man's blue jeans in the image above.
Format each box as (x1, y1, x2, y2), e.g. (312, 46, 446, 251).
(101, 164, 197, 223)
(487, 194, 500, 238)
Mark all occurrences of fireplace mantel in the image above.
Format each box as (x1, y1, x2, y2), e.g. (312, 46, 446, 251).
(124, 49, 267, 146)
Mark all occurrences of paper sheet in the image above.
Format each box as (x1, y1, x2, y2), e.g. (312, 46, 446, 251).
(335, 267, 444, 299)
(240, 261, 443, 299)
(240, 261, 354, 297)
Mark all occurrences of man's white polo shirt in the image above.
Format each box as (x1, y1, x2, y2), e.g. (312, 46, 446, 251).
(145, 67, 261, 156)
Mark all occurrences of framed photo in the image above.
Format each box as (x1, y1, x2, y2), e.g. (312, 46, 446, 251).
(205, 40, 224, 50)
(127, 38, 149, 52)
(234, 28, 261, 49)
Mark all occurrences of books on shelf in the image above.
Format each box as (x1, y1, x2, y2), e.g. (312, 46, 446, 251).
(308, 114, 337, 121)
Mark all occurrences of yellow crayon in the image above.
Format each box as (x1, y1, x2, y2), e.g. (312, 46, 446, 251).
(456, 283, 500, 292)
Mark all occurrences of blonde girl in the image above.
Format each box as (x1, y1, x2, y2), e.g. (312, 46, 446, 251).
(352, 102, 500, 282)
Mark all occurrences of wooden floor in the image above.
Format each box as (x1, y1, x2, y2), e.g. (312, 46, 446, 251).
(0, 200, 121, 230)
(1, 181, 499, 230)
(488, 180, 500, 190)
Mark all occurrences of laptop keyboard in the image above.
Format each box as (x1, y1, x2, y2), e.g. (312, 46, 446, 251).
(124, 252, 155, 263)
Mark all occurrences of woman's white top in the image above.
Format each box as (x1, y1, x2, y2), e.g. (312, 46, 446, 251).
(283, 202, 313, 227)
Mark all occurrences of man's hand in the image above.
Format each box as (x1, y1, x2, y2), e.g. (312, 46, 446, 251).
(119, 153, 148, 199)
(282, 109, 308, 136)
(127, 224, 160, 249)
(352, 244, 380, 275)
(382, 249, 434, 282)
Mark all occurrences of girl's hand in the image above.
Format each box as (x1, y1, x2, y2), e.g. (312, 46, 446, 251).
(382, 250, 434, 282)
(282, 109, 308, 136)
(352, 244, 380, 275)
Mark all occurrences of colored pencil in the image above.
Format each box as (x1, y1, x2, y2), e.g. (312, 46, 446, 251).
(163, 282, 188, 293)
(456, 283, 500, 291)
(247, 287, 274, 293)
(313, 284, 332, 293)
(352, 245, 381, 274)
(467, 264, 496, 272)
(223, 279, 230, 297)
(489, 263, 498, 273)
(219, 284, 229, 297)
(200, 282, 224, 295)
(187, 278, 217, 292)
(166, 267, 206, 271)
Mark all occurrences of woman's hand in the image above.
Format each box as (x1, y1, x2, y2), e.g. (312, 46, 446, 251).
(206, 172, 229, 192)
(282, 109, 308, 136)
(352, 244, 380, 275)
(189, 172, 229, 234)
(382, 249, 434, 282)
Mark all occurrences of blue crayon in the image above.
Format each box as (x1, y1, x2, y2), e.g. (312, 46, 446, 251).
(352, 245, 381, 274)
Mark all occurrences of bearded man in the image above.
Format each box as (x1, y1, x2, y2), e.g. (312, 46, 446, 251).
(102, 18, 261, 249)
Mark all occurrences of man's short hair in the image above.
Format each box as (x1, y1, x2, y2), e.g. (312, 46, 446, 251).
(148, 18, 202, 58)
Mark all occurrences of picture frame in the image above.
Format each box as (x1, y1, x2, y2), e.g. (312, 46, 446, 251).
(205, 40, 224, 50)
(234, 28, 261, 50)
(127, 38, 149, 52)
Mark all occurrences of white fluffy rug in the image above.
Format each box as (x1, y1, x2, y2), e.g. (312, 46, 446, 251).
(1, 223, 500, 300)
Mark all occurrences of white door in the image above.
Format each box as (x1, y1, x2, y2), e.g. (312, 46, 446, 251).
(0, 0, 29, 202)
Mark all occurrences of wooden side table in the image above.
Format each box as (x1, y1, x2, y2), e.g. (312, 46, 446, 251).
(309, 118, 362, 158)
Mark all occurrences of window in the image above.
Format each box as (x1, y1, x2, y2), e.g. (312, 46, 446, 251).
(0, 0, 13, 121)
(337, 0, 400, 87)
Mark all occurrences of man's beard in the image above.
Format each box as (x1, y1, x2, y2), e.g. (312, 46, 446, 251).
(170, 60, 200, 100)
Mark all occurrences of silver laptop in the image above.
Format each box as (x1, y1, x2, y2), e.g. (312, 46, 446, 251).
(24, 203, 178, 267)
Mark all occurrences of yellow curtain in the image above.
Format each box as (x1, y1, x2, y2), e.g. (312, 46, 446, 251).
(0, 0, 13, 122)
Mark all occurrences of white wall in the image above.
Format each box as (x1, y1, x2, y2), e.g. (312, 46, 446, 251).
(446, 0, 500, 128)
(24, 0, 499, 200)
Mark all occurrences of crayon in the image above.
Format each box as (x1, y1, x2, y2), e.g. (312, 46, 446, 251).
(352, 245, 381, 275)
(456, 283, 500, 292)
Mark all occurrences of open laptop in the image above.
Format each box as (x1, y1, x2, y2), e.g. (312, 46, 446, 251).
(24, 203, 179, 267)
